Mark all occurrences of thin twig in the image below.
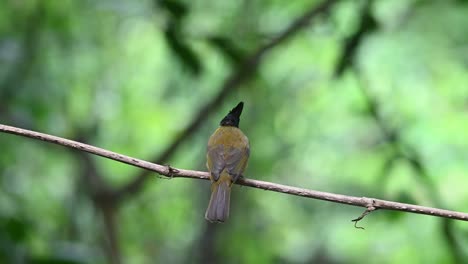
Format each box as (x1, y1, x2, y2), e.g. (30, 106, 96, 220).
(351, 200, 377, 229)
(1, 123, 468, 222)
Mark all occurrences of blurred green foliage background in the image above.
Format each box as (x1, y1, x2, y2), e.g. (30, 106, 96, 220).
(1, 0, 468, 263)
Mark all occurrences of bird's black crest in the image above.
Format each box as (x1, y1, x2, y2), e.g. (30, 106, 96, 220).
(220, 102, 244, 127)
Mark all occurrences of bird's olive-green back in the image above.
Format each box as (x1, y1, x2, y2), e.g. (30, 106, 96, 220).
(206, 126, 250, 183)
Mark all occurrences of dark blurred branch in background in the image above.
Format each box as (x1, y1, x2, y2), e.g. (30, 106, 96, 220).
(355, 76, 466, 261)
(354, 73, 440, 201)
(350, 66, 466, 260)
(101, 205, 121, 264)
(336, 14, 466, 250)
(331, 0, 458, 222)
(334, 0, 377, 77)
(114, 0, 339, 202)
(2, 124, 468, 223)
(192, 224, 219, 263)
(73, 132, 122, 264)
(0, 4, 43, 123)
(354, 74, 466, 262)
(156, 0, 202, 75)
(443, 219, 465, 263)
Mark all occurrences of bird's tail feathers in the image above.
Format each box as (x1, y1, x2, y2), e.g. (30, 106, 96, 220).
(205, 175, 231, 223)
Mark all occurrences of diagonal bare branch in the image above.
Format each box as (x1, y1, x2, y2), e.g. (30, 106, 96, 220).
(2, 123, 468, 222)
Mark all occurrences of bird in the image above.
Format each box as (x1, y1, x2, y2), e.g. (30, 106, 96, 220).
(205, 101, 250, 223)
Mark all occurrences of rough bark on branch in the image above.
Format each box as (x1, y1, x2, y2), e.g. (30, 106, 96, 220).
(1, 123, 467, 223)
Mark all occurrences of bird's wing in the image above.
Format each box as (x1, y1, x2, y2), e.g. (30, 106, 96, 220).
(225, 145, 250, 183)
(206, 145, 225, 181)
